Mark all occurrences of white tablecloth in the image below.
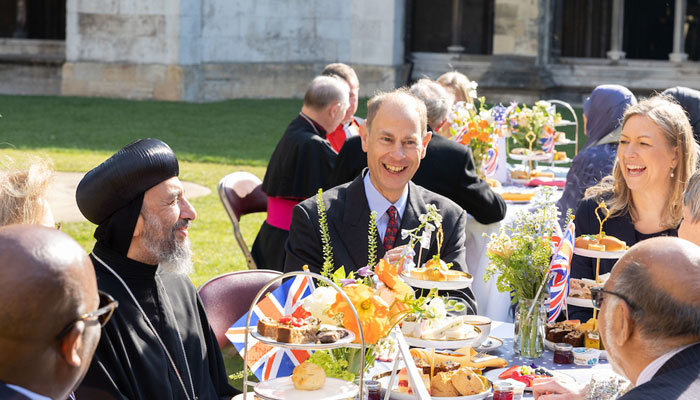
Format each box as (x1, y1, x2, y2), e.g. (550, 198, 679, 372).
(467, 182, 565, 322)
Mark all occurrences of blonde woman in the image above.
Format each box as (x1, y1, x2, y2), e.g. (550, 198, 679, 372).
(569, 95, 697, 320)
(0, 157, 55, 227)
(437, 71, 476, 105)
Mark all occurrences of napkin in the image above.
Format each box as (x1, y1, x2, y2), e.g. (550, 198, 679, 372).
(526, 178, 566, 188)
(500, 192, 536, 202)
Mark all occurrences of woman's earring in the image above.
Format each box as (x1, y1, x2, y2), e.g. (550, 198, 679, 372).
(671, 170, 675, 178)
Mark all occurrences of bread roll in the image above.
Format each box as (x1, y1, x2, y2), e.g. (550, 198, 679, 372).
(599, 236, 626, 251)
(431, 371, 460, 396)
(291, 362, 325, 391)
(575, 236, 596, 249)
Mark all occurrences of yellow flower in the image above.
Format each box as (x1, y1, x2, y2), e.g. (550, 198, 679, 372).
(375, 259, 413, 324)
(329, 284, 391, 344)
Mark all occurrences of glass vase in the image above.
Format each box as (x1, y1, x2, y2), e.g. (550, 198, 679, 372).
(514, 298, 546, 358)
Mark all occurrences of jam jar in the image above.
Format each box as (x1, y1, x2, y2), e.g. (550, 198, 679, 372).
(493, 380, 515, 400)
(365, 380, 381, 400)
(553, 342, 574, 364)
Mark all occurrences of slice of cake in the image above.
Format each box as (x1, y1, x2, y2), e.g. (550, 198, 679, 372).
(256, 317, 278, 338)
(276, 316, 319, 344)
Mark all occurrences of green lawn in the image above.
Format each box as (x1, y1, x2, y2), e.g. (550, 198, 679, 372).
(0, 95, 582, 287)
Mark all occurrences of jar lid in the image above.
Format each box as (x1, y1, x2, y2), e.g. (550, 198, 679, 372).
(554, 342, 573, 351)
(364, 380, 381, 389)
(493, 380, 514, 391)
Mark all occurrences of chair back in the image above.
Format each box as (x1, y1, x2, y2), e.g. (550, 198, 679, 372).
(198, 269, 282, 348)
(218, 172, 268, 269)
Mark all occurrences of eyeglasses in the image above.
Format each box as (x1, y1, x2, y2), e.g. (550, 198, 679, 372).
(590, 286, 641, 312)
(56, 291, 119, 340)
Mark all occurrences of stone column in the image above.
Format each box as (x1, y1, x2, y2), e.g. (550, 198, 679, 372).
(447, 0, 465, 53)
(669, 0, 688, 62)
(607, 0, 625, 60)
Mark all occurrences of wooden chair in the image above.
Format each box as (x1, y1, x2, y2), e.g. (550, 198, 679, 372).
(218, 172, 268, 269)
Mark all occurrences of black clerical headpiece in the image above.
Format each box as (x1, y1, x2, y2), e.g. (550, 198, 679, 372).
(76, 139, 179, 255)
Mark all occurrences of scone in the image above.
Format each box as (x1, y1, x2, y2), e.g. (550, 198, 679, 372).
(430, 371, 460, 396)
(291, 362, 325, 391)
(451, 367, 485, 395)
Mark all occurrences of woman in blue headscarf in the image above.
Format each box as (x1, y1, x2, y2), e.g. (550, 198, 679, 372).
(662, 86, 700, 144)
(557, 85, 637, 223)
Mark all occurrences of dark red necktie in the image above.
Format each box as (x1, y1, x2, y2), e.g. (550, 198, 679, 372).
(383, 205, 399, 251)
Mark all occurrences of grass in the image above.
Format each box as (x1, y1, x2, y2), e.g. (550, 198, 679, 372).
(0, 95, 583, 288)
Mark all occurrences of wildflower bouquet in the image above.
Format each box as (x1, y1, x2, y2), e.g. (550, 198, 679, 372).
(507, 100, 561, 152)
(447, 98, 510, 176)
(484, 186, 561, 301)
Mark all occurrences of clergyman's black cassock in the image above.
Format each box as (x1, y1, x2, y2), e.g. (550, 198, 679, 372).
(251, 114, 338, 271)
(75, 244, 237, 400)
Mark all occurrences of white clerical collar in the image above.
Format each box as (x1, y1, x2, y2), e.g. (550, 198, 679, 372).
(636, 342, 699, 386)
(6, 384, 52, 400)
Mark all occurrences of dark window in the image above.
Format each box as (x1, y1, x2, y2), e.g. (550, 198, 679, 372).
(622, 0, 674, 60)
(0, 0, 65, 40)
(553, 0, 612, 58)
(408, 0, 494, 54)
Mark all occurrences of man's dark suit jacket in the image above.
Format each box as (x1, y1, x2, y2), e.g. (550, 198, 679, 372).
(330, 135, 506, 225)
(284, 173, 468, 276)
(620, 342, 700, 400)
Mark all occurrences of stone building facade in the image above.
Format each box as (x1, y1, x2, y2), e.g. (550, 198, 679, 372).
(1, 0, 700, 103)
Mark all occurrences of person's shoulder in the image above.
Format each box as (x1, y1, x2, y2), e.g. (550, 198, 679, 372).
(298, 178, 355, 211)
(428, 134, 468, 154)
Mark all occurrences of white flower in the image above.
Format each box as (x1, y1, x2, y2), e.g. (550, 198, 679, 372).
(420, 233, 431, 249)
(303, 287, 338, 325)
(425, 223, 436, 233)
(468, 90, 478, 99)
(419, 214, 428, 224)
(468, 81, 479, 90)
(401, 229, 411, 240)
(426, 297, 447, 320)
(465, 102, 475, 110)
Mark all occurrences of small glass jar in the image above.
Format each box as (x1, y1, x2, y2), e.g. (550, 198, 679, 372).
(585, 331, 601, 349)
(493, 380, 515, 400)
(365, 380, 381, 400)
(553, 342, 573, 364)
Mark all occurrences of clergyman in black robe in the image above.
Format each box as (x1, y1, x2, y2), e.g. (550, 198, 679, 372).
(251, 75, 350, 271)
(74, 139, 237, 400)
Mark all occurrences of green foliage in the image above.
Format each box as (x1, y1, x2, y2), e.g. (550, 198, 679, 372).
(307, 350, 355, 381)
(484, 187, 562, 302)
(367, 211, 378, 267)
(316, 189, 335, 284)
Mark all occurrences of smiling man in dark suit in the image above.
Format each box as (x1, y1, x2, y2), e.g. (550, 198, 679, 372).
(284, 89, 468, 283)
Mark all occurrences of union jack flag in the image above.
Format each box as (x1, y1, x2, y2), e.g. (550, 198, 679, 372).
(547, 220, 575, 323)
(226, 275, 313, 381)
(540, 133, 555, 154)
(484, 146, 498, 176)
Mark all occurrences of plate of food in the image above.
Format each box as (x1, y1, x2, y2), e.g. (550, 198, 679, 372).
(252, 316, 355, 349)
(573, 235, 627, 259)
(254, 362, 358, 400)
(401, 316, 482, 349)
(509, 151, 553, 162)
(378, 365, 492, 399)
(567, 274, 610, 308)
(484, 365, 575, 391)
(401, 256, 473, 290)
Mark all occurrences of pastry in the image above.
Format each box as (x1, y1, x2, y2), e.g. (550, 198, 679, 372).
(575, 234, 627, 252)
(316, 327, 348, 344)
(256, 317, 278, 338)
(511, 147, 528, 155)
(276, 316, 319, 344)
(511, 170, 529, 180)
(554, 151, 567, 161)
(431, 371, 460, 397)
(451, 367, 485, 395)
(291, 361, 325, 391)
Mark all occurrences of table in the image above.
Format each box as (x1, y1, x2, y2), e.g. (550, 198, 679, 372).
(372, 321, 613, 399)
(467, 172, 567, 322)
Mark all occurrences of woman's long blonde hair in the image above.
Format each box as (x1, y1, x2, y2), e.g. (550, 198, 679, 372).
(585, 95, 698, 229)
(437, 71, 474, 105)
(0, 156, 55, 226)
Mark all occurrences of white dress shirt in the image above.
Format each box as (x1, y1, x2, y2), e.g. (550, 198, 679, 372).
(363, 172, 408, 242)
(6, 384, 52, 400)
(636, 342, 698, 386)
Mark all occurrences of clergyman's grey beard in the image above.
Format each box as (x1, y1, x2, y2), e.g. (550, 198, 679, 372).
(141, 213, 193, 275)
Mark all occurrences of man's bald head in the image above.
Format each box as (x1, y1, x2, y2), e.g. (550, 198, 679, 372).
(608, 237, 700, 339)
(0, 225, 100, 399)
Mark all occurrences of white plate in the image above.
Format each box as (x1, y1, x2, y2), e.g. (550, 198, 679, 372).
(403, 333, 482, 350)
(555, 120, 576, 127)
(474, 336, 504, 353)
(483, 367, 576, 391)
(551, 158, 572, 164)
(573, 247, 626, 259)
(555, 138, 576, 145)
(378, 376, 492, 400)
(566, 296, 594, 308)
(400, 271, 473, 290)
(250, 327, 355, 350)
(509, 153, 553, 162)
(254, 376, 358, 400)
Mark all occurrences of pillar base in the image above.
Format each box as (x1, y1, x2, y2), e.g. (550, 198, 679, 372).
(606, 50, 626, 61)
(447, 45, 465, 53)
(669, 52, 689, 62)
